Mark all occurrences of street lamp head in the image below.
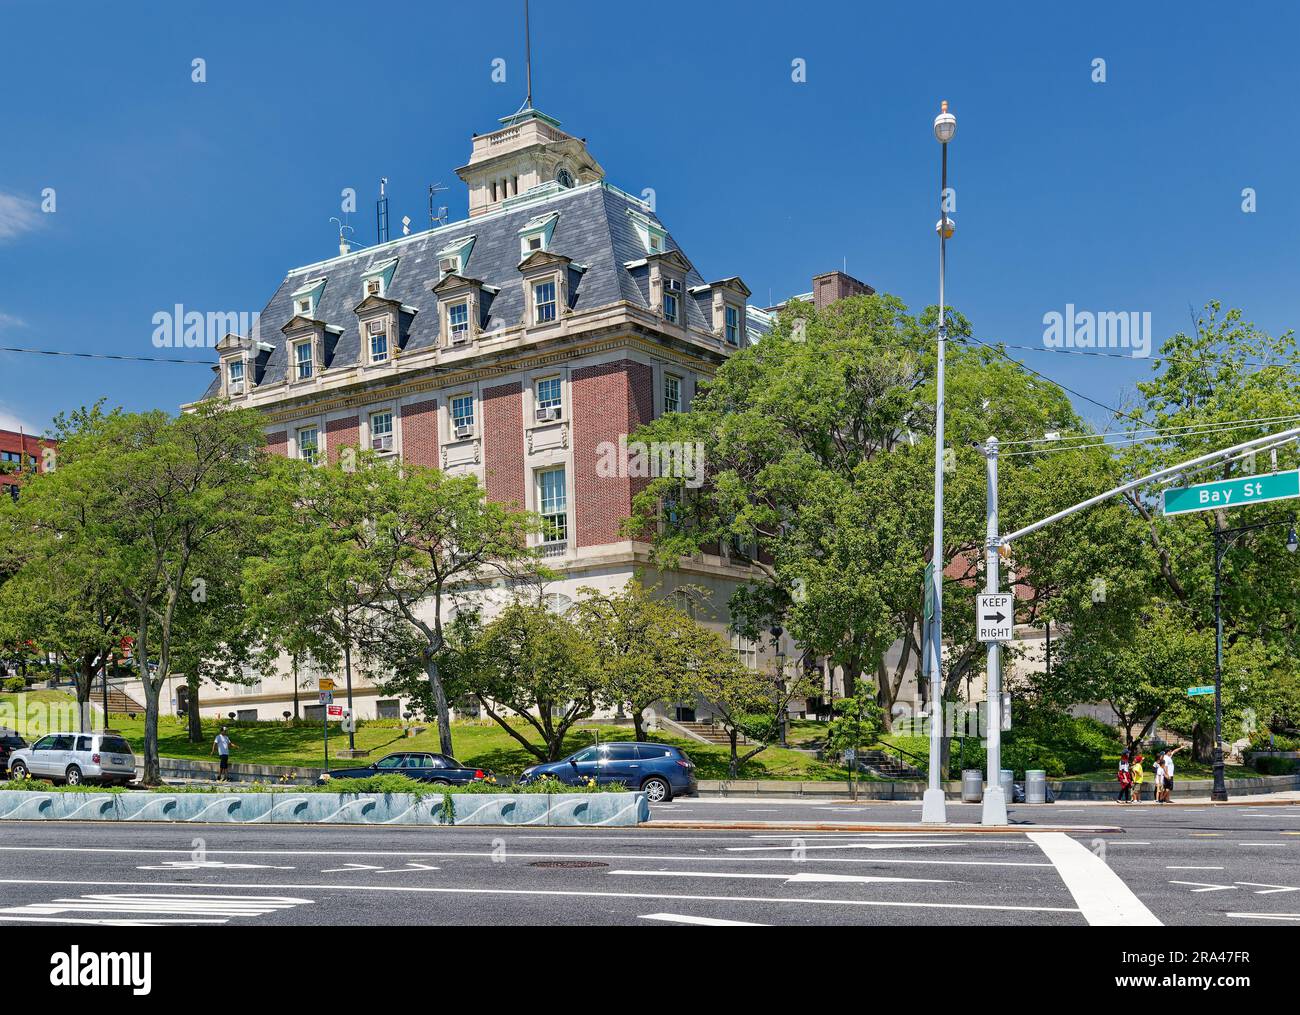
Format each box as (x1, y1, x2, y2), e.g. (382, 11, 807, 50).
(1287, 524, 1298, 553)
(935, 217, 956, 239)
(933, 100, 957, 143)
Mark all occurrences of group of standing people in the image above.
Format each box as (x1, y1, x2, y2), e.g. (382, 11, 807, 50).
(1117, 745, 1181, 803)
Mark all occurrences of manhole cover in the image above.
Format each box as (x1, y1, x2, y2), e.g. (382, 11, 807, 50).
(528, 860, 609, 869)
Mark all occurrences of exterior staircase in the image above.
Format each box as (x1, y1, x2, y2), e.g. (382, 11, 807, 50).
(96, 682, 144, 715)
(656, 716, 748, 746)
(857, 749, 923, 780)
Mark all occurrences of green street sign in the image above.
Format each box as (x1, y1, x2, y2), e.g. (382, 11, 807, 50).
(1163, 470, 1300, 516)
(1186, 685, 1215, 697)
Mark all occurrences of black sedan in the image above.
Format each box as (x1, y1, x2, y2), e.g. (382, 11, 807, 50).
(318, 751, 492, 786)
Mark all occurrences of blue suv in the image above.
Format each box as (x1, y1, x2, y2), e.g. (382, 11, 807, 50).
(519, 742, 697, 802)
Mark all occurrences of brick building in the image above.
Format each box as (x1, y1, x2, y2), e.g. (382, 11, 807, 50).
(0, 428, 56, 500)
(167, 105, 779, 723)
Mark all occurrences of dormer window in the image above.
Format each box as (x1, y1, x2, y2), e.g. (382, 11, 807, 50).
(435, 237, 476, 279)
(227, 360, 245, 396)
(448, 301, 470, 343)
(294, 340, 314, 380)
(663, 279, 681, 324)
(518, 212, 559, 260)
(533, 280, 557, 324)
(367, 320, 389, 363)
(290, 276, 327, 320)
(365, 279, 382, 298)
(628, 208, 668, 256)
(359, 257, 398, 300)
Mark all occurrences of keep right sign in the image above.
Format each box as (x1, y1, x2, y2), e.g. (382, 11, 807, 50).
(977, 593, 1015, 644)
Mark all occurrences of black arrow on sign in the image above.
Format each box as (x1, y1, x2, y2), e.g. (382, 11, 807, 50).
(982, 612, 1007, 624)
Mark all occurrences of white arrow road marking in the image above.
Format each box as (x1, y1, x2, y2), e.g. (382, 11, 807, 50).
(1028, 832, 1162, 926)
(320, 863, 386, 873)
(640, 912, 767, 926)
(0, 893, 313, 926)
(1234, 882, 1300, 894)
(1170, 881, 1237, 893)
(137, 860, 296, 871)
(609, 870, 953, 885)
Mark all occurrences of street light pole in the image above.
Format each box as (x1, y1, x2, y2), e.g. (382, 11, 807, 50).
(1211, 517, 1298, 802)
(923, 100, 956, 824)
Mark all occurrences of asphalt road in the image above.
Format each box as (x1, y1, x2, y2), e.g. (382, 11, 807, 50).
(0, 801, 1297, 926)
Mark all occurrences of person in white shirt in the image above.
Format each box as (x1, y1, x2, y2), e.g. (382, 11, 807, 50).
(210, 727, 237, 782)
(1160, 745, 1182, 801)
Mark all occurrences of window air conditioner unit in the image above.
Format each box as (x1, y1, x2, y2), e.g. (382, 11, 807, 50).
(229, 381, 245, 396)
(366, 280, 382, 297)
(451, 328, 470, 345)
(455, 424, 474, 440)
(535, 406, 560, 422)
(371, 434, 394, 452)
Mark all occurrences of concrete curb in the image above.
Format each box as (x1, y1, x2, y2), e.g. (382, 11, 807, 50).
(0, 790, 650, 826)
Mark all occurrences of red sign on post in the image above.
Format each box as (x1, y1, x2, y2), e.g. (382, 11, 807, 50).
(327, 704, 344, 718)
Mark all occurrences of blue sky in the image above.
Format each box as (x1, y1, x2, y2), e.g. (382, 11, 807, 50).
(1, 0, 1296, 435)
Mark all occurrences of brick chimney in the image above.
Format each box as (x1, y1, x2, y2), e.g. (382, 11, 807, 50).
(812, 270, 875, 311)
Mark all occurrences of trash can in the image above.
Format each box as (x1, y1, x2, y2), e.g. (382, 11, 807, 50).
(961, 769, 983, 803)
(1025, 769, 1047, 804)
(999, 769, 1015, 804)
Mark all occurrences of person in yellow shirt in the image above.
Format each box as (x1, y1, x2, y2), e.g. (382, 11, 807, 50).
(1130, 753, 1145, 803)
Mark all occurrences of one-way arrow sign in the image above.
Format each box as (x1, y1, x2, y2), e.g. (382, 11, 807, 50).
(977, 593, 1014, 644)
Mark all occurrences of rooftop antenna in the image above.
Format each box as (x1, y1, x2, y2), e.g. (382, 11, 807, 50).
(330, 216, 355, 257)
(376, 177, 390, 245)
(524, 0, 533, 109)
(429, 182, 450, 227)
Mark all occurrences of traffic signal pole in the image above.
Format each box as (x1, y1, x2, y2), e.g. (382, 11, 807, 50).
(981, 437, 1007, 824)
(978, 424, 1300, 826)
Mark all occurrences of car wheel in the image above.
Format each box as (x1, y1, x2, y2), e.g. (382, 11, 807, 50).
(10, 761, 28, 779)
(65, 765, 83, 786)
(429, 778, 451, 786)
(641, 776, 671, 803)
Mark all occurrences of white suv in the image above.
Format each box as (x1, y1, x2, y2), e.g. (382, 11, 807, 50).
(8, 731, 137, 786)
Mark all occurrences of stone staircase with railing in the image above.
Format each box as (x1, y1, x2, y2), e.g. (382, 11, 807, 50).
(856, 748, 924, 780)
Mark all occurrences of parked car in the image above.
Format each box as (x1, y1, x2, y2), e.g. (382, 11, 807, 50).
(0, 731, 28, 776)
(518, 742, 697, 802)
(7, 731, 136, 786)
(318, 752, 492, 786)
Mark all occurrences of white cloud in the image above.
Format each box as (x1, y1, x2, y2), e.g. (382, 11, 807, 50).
(0, 192, 43, 243)
(0, 406, 36, 434)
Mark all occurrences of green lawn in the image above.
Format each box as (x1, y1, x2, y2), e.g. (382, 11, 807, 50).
(0, 691, 846, 781)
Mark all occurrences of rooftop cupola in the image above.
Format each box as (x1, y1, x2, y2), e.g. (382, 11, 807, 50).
(456, 107, 605, 218)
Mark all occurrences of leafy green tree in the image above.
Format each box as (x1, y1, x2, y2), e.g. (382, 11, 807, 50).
(454, 597, 604, 762)
(573, 580, 711, 741)
(38, 403, 268, 784)
(244, 455, 387, 743)
(360, 460, 544, 757)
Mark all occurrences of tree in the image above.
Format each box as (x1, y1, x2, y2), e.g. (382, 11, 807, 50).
(361, 460, 543, 757)
(626, 292, 1085, 735)
(454, 597, 604, 762)
(0, 405, 132, 732)
(244, 455, 388, 740)
(44, 403, 268, 784)
(572, 580, 706, 741)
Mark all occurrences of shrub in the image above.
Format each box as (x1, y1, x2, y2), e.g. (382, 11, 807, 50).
(3, 677, 25, 693)
(1251, 756, 1297, 776)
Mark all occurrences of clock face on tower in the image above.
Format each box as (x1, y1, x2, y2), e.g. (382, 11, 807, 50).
(555, 167, 575, 189)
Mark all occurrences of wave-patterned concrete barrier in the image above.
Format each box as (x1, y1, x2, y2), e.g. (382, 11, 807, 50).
(0, 790, 650, 826)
